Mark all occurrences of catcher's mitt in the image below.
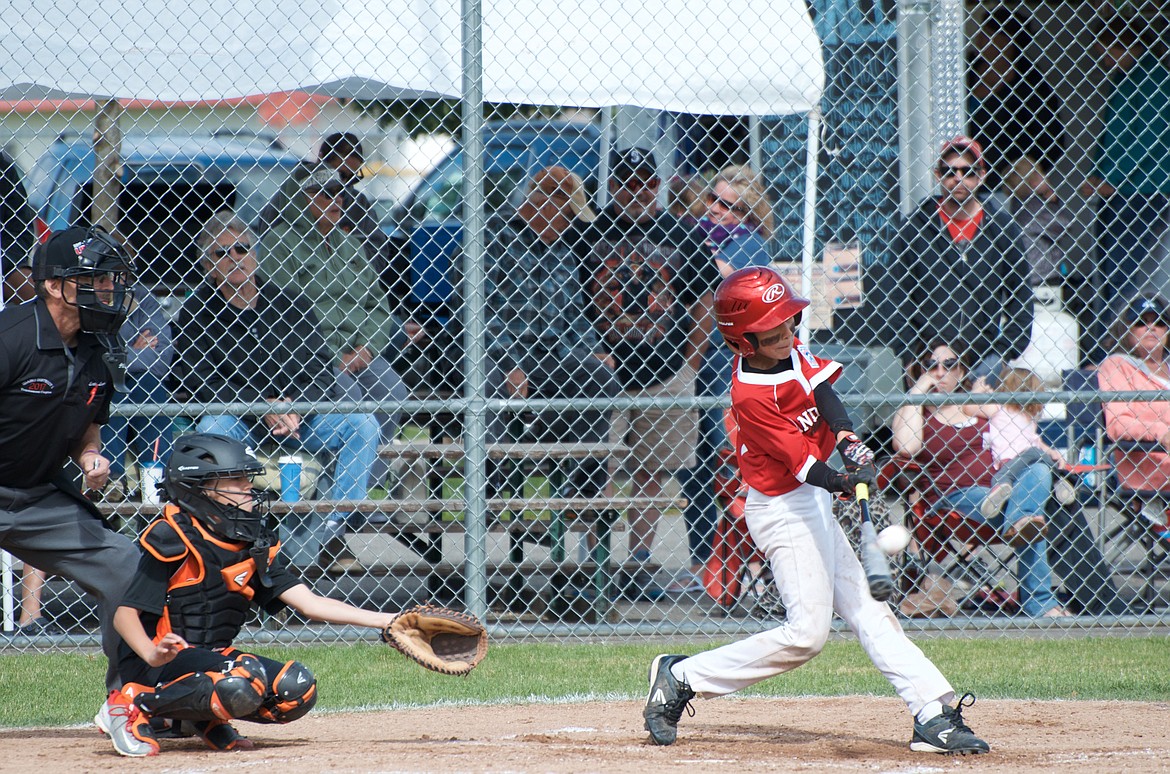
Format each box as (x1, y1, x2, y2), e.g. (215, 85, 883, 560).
(382, 604, 488, 676)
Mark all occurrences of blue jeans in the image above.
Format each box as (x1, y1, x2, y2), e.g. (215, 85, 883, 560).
(676, 344, 733, 567)
(101, 372, 174, 477)
(933, 464, 1059, 617)
(197, 412, 379, 566)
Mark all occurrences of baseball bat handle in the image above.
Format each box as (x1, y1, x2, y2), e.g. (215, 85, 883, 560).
(855, 482, 870, 507)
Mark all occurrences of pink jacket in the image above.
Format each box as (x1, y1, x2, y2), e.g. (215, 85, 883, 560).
(1097, 354, 1170, 491)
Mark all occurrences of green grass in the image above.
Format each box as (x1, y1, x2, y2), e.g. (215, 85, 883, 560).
(2, 637, 1167, 729)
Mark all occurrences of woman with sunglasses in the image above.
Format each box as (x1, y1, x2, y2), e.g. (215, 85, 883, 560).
(1097, 294, 1170, 546)
(892, 339, 1068, 618)
(668, 166, 776, 594)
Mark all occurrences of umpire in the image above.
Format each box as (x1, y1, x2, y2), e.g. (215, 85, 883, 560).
(0, 225, 141, 694)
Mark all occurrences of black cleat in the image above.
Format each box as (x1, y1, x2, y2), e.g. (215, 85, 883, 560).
(910, 693, 990, 755)
(642, 654, 695, 745)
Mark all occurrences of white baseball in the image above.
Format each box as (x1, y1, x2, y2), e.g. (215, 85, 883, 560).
(876, 525, 912, 556)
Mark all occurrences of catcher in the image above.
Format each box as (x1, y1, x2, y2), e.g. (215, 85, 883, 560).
(98, 433, 486, 757)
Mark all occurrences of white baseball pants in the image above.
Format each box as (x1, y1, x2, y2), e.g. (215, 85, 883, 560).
(675, 483, 954, 716)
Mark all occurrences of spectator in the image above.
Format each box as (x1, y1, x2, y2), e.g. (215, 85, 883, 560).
(267, 133, 393, 264)
(670, 165, 774, 594)
(0, 148, 36, 305)
(100, 284, 174, 500)
(966, 7, 1066, 195)
(867, 136, 1033, 378)
(258, 164, 407, 462)
(171, 211, 380, 571)
(5, 565, 63, 637)
(964, 366, 1078, 507)
(697, 164, 776, 275)
(1079, 15, 1170, 364)
(1097, 293, 1170, 546)
(667, 175, 707, 222)
(891, 339, 1068, 618)
(485, 166, 619, 501)
(1003, 157, 1076, 290)
(573, 148, 722, 599)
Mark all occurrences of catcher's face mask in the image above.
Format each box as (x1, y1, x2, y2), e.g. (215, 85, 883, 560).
(192, 474, 276, 544)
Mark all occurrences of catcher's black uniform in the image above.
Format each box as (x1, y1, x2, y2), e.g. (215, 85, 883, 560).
(116, 505, 315, 724)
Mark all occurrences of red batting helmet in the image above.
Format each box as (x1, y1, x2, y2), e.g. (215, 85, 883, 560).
(714, 266, 809, 357)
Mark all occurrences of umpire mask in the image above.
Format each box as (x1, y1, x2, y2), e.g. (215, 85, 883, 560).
(34, 226, 136, 335)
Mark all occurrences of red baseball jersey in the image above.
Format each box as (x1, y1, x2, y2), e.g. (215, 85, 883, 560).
(730, 342, 842, 496)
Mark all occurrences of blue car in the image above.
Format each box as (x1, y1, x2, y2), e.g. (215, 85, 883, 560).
(26, 131, 303, 291)
(385, 119, 602, 325)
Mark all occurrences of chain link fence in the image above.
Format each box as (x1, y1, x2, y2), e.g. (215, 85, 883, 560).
(2, 0, 1169, 653)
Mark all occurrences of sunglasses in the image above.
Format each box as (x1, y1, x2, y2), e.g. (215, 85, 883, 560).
(709, 194, 751, 217)
(923, 357, 961, 371)
(938, 165, 983, 179)
(211, 243, 252, 259)
(309, 185, 345, 198)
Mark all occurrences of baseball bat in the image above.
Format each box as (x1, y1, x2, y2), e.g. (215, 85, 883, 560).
(855, 483, 896, 602)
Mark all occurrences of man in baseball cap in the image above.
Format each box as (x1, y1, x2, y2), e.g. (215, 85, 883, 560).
(857, 133, 1033, 380)
(611, 147, 658, 182)
(301, 165, 346, 198)
(573, 144, 721, 601)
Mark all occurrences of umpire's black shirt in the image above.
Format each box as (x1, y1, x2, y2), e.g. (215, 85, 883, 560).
(0, 299, 113, 486)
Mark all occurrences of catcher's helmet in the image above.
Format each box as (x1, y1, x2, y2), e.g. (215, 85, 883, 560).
(164, 433, 275, 544)
(714, 266, 809, 357)
(33, 225, 135, 334)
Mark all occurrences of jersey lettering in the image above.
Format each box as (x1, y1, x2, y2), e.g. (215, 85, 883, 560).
(794, 406, 820, 432)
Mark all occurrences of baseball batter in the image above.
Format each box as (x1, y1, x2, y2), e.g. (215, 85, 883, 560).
(642, 267, 989, 755)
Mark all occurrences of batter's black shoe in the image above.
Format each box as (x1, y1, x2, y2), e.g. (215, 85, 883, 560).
(643, 654, 695, 745)
(910, 693, 990, 755)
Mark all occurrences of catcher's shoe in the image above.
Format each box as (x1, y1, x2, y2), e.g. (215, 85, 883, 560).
(643, 654, 695, 746)
(193, 719, 256, 751)
(910, 693, 990, 755)
(95, 690, 159, 758)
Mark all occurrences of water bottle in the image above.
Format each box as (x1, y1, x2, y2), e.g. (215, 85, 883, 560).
(1078, 445, 1097, 490)
(139, 461, 165, 505)
(278, 455, 303, 503)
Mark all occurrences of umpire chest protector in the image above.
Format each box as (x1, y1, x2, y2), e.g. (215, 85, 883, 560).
(138, 505, 279, 649)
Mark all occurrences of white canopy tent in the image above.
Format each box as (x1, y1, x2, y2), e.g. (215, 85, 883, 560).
(0, 0, 825, 619)
(1, 0, 823, 114)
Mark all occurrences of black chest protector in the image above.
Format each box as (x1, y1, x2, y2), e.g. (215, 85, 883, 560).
(138, 506, 279, 650)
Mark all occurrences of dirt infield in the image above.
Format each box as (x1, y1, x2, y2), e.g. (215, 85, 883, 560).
(3, 697, 1167, 772)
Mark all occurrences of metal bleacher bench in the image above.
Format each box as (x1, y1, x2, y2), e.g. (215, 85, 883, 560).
(97, 439, 686, 618)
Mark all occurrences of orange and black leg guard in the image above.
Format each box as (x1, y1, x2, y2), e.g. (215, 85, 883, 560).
(134, 653, 267, 722)
(245, 659, 318, 724)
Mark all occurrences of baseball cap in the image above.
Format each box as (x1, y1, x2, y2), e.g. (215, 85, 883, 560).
(302, 165, 345, 194)
(938, 135, 985, 168)
(529, 165, 597, 222)
(33, 225, 132, 281)
(1122, 295, 1170, 327)
(320, 131, 363, 162)
(610, 147, 657, 181)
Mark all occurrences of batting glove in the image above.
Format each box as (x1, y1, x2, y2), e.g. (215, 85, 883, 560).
(827, 468, 876, 495)
(837, 433, 875, 473)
